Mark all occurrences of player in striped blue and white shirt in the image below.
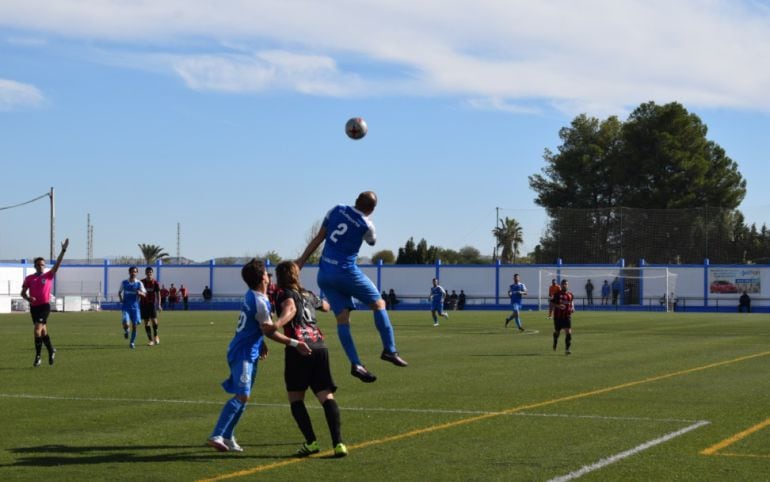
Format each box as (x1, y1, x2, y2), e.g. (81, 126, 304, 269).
(429, 278, 450, 326)
(297, 191, 407, 384)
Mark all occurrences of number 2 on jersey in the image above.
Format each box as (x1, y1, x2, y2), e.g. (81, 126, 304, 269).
(329, 223, 348, 243)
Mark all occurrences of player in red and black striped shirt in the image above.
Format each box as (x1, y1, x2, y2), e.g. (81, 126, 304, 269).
(551, 279, 574, 355)
(141, 267, 161, 345)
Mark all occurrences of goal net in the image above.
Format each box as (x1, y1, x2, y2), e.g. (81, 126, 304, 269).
(538, 267, 678, 312)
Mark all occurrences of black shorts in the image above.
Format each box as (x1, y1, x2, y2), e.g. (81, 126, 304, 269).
(284, 345, 337, 394)
(30, 304, 51, 324)
(554, 317, 572, 331)
(140, 304, 158, 321)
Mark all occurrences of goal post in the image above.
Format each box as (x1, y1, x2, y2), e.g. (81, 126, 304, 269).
(538, 267, 678, 312)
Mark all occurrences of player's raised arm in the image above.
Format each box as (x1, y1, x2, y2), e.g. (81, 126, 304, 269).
(50, 238, 70, 275)
(296, 226, 326, 269)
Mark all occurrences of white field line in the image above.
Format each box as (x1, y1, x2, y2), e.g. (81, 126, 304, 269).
(548, 420, 711, 482)
(0, 393, 701, 423)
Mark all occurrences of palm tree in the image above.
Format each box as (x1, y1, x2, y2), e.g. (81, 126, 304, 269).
(138, 243, 170, 264)
(492, 217, 524, 264)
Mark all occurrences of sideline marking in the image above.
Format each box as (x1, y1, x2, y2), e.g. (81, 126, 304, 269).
(701, 417, 770, 456)
(548, 421, 710, 482)
(0, 393, 698, 422)
(200, 349, 770, 481)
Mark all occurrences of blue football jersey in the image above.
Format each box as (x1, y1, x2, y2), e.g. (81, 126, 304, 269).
(227, 290, 272, 364)
(430, 285, 446, 303)
(509, 282, 527, 303)
(320, 204, 376, 269)
(119, 279, 146, 310)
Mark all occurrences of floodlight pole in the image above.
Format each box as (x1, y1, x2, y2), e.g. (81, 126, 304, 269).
(49, 187, 55, 261)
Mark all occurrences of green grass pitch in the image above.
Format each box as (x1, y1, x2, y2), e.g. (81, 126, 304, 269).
(1, 308, 768, 481)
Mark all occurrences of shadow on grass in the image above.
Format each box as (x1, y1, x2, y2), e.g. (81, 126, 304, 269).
(5, 442, 298, 467)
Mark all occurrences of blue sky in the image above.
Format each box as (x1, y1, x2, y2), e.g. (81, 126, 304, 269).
(2, 0, 770, 262)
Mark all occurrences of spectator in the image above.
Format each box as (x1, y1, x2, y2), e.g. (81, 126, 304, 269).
(180, 284, 189, 310)
(202, 285, 213, 302)
(585, 279, 594, 305)
(600, 280, 610, 305)
(382, 291, 390, 309)
(168, 283, 178, 310)
(738, 291, 751, 313)
(449, 290, 458, 310)
(388, 289, 398, 310)
(267, 273, 278, 313)
(611, 278, 621, 305)
(659, 292, 678, 311)
(457, 290, 466, 310)
(160, 284, 169, 310)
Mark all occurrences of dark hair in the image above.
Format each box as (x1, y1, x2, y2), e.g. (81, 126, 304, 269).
(241, 258, 266, 290)
(354, 191, 377, 214)
(275, 261, 301, 291)
(145, 267, 154, 273)
(33, 257, 45, 265)
(129, 266, 138, 272)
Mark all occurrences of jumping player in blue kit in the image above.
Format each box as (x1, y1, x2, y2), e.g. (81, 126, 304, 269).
(207, 259, 311, 453)
(297, 191, 407, 383)
(118, 266, 146, 349)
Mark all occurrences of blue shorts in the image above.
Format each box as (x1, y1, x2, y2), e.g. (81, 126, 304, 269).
(318, 266, 381, 316)
(122, 307, 142, 325)
(222, 359, 257, 396)
(510, 302, 522, 313)
(431, 300, 443, 312)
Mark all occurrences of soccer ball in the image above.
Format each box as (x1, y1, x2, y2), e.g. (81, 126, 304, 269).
(345, 117, 368, 140)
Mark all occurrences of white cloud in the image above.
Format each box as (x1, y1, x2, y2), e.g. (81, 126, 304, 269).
(1, 0, 770, 114)
(172, 50, 366, 96)
(0, 79, 43, 110)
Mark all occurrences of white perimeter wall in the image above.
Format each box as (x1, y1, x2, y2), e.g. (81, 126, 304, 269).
(1, 262, 767, 306)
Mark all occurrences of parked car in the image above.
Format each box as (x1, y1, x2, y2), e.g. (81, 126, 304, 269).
(710, 280, 738, 294)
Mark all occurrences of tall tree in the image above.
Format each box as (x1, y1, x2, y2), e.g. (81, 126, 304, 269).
(396, 237, 439, 264)
(529, 102, 747, 264)
(138, 244, 169, 264)
(492, 217, 524, 263)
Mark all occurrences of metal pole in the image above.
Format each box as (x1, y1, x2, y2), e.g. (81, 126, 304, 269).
(494, 207, 500, 261)
(49, 187, 55, 261)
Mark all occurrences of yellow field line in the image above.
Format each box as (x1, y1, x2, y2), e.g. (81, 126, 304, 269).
(714, 452, 770, 459)
(700, 417, 770, 455)
(199, 349, 770, 481)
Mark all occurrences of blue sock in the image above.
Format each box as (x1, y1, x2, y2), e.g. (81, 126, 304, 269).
(223, 402, 246, 439)
(515, 317, 522, 329)
(211, 397, 244, 438)
(337, 324, 361, 366)
(432, 313, 437, 323)
(130, 328, 137, 344)
(374, 309, 396, 353)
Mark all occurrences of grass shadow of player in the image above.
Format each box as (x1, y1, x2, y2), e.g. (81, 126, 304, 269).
(6, 442, 298, 467)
